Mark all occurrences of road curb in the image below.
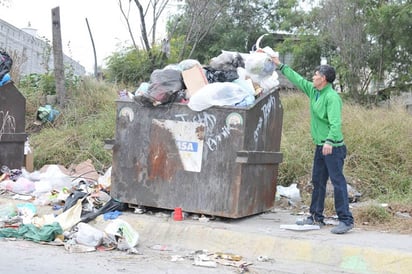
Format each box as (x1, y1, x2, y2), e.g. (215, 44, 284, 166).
(116, 213, 412, 274)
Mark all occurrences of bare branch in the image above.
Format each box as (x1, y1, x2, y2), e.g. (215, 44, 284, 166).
(179, 0, 228, 60)
(118, 0, 139, 50)
(149, 0, 169, 45)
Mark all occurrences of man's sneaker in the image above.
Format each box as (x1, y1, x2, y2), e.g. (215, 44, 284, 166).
(296, 217, 325, 227)
(331, 222, 353, 234)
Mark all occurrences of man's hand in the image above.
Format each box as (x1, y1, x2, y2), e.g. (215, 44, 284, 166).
(322, 143, 333, 155)
(256, 48, 281, 66)
(271, 56, 281, 66)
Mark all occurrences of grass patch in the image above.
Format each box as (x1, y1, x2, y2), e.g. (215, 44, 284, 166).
(23, 77, 120, 173)
(353, 203, 392, 225)
(279, 92, 412, 202)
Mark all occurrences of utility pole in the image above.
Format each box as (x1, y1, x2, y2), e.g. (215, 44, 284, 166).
(85, 18, 98, 79)
(51, 6, 66, 107)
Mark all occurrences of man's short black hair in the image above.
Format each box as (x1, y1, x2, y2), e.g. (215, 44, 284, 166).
(316, 65, 336, 83)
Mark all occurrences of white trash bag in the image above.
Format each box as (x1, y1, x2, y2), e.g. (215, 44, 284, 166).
(188, 82, 251, 111)
(105, 219, 139, 250)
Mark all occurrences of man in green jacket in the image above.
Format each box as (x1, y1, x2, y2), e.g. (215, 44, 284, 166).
(272, 56, 354, 234)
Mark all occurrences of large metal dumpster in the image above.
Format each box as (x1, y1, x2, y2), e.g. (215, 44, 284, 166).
(110, 90, 283, 218)
(0, 82, 27, 169)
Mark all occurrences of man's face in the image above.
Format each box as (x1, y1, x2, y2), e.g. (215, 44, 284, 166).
(313, 71, 327, 90)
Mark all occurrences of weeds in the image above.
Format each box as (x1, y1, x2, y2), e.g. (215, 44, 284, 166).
(353, 203, 392, 225)
(279, 92, 412, 202)
(22, 77, 120, 173)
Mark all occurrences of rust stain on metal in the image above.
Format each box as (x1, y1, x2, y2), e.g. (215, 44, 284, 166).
(147, 122, 183, 182)
(230, 170, 242, 216)
(148, 144, 169, 181)
(195, 125, 205, 140)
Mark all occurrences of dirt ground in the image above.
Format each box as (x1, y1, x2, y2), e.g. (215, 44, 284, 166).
(351, 202, 412, 234)
(275, 193, 412, 235)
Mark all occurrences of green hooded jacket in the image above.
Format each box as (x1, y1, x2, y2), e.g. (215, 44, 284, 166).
(279, 64, 344, 146)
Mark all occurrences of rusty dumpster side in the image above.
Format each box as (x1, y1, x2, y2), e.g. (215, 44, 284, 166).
(110, 89, 283, 218)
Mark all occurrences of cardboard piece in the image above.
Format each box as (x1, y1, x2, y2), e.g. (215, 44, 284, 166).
(24, 151, 34, 172)
(182, 64, 208, 98)
(69, 159, 100, 181)
(24, 140, 34, 172)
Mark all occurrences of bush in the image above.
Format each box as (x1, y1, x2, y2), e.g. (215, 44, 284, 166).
(104, 46, 171, 85)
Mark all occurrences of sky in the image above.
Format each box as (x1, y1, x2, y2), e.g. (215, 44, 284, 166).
(0, 0, 171, 73)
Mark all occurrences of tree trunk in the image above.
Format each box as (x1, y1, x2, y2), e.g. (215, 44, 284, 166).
(134, 0, 151, 52)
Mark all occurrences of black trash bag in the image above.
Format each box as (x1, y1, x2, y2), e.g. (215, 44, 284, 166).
(142, 69, 184, 106)
(63, 189, 128, 223)
(135, 89, 183, 107)
(204, 66, 239, 83)
(63, 190, 88, 212)
(174, 90, 187, 103)
(0, 51, 13, 81)
(81, 198, 128, 223)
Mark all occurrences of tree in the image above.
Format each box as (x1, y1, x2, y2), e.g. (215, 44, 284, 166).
(366, 0, 412, 98)
(307, 0, 371, 101)
(169, 0, 300, 63)
(109, 0, 412, 97)
(172, 0, 230, 61)
(118, 0, 171, 70)
(282, 0, 412, 103)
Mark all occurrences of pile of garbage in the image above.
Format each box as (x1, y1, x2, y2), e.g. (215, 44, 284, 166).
(0, 161, 259, 272)
(0, 50, 12, 87)
(0, 160, 139, 253)
(133, 35, 280, 111)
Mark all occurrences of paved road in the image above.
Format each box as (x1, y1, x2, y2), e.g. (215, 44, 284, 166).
(1, 195, 411, 273)
(0, 238, 358, 274)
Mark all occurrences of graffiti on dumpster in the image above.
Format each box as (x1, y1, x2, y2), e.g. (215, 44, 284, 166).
(173, 96, 276, 152)
(0, 110, 16, 140)
(174, 112, 216, 134)
(174, 112, 238, 151)
(206, 124, 232, 151)
(254, 95, 276, 143)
